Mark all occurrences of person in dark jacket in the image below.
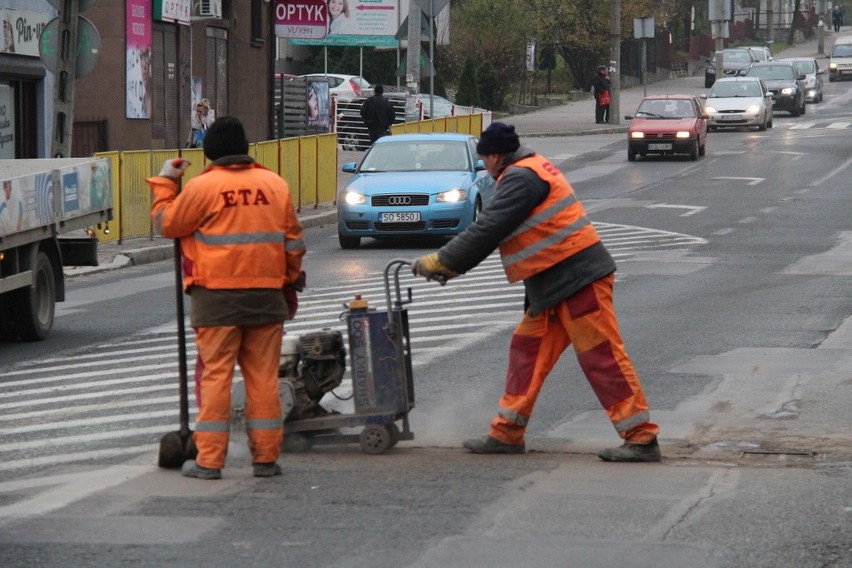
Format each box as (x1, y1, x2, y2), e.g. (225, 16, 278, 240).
(410, 122, 661, 462)
(359, 84, 396, 143)
(592, 65, 611, 124)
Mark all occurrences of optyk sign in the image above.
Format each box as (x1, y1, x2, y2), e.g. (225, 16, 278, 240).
(274, 0, 328, 39)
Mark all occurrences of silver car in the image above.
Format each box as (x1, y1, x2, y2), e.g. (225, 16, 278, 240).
(781, 57, 825, 103)
(700, 77, 774, 131)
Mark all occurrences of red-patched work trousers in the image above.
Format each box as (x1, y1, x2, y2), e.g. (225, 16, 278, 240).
(193, 323, 284, 469)
(490, 274, 659, 446)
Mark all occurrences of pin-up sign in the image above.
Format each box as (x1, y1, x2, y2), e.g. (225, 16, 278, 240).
(274, 0, 328, 39)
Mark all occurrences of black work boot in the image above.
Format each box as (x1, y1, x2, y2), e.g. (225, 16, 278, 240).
(463, 435, 525, 454)
(181, 460, 222, 479)
(597, 438, 661, 463)
(252, 462, 283, 478)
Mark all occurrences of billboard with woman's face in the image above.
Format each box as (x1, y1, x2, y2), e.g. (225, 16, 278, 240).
(307, 80, 330, 131)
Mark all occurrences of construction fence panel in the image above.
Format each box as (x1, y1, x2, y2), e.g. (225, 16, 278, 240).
(316, 133, 338, 204)
(92, 151, 121, 243)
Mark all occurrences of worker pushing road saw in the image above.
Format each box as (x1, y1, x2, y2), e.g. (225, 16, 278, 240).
(410, 122, 661, 462)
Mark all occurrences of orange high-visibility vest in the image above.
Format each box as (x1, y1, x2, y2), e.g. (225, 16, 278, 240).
(497, 155, 601, 283)
(150, 162, 305, 290)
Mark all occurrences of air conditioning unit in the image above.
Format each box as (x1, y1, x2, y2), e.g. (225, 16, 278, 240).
(195, 0, 222, 18)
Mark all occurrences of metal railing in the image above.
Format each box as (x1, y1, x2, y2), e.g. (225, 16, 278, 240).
(92, 111, 489, 244)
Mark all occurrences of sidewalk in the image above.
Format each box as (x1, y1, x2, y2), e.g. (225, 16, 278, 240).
(69, 34, 831, 276)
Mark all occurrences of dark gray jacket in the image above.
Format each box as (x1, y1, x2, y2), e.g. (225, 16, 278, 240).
(437, 146, 616, 315)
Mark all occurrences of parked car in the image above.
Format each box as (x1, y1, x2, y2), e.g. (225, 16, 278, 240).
(336, 133, 495, 249)
(780, 57, 824, 102)
(705, 48, 758, 87)
(700, 77, 774, 131)
(624, 95, 708, 161)
(300, 73, 372, 101)
(828, 35, 852, 82)
(741, 61, 806, 116)
(741, 45, 774, 62)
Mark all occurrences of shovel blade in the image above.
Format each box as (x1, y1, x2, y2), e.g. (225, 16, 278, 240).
(158, 430, 198, 469)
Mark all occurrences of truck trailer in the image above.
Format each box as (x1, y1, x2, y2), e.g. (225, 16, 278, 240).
(0, 158, 113, 341)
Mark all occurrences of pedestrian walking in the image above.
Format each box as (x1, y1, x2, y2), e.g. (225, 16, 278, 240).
(359, 84, 396, 144)
(147, 116, 306, 480)
(592, 65, 611, 124)
(410, 122, 661, 462)
(833, 6, 842, 32)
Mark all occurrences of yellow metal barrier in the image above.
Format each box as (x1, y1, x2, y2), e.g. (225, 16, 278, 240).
(94, 114, 488, 242)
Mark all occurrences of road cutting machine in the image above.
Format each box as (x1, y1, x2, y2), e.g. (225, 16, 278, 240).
(277, 259, 416, 455)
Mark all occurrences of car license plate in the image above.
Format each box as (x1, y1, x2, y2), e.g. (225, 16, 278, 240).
(648, 143, 672, 151)
(380, 212, 421, 223)
(719, 114, 742, 121)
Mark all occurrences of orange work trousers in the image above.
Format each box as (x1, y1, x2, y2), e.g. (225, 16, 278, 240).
(490, 274, 659, 446)
(192, 323, 284, 469)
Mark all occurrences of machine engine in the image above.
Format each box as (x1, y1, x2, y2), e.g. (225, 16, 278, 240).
(279, 330, 347, 421)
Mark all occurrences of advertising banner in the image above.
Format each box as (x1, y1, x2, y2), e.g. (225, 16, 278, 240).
(1, 8, 52, 57)
(153, 0, 191, 25)
(126, 0, 153, 119)
(307, 79, 330, 131)
(288, 0, 399, 47)
(0, 84, 14, 160)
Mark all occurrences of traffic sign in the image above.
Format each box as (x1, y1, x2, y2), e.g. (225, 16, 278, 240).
(413, 0, 449, 18)
(39, 16, 102, 78)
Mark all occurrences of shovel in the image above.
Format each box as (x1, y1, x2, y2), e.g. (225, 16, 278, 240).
(158, 180, 198, 468)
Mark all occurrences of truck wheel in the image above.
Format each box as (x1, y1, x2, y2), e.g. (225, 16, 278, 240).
(9, 252, 56, 341)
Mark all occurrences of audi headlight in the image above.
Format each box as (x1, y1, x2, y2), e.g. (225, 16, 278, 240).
(343, 191, 366, 205)
(630, 132, 645, 139)
(676, 131, 690, 139)
(437, 188, 468, 203)
(781, 87, 795, 95)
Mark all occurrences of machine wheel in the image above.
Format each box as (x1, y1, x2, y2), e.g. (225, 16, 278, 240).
(386, 423, 401, 449)
(338, 233, 361, 249)
(359, 425, 391, 455)
(8, 251, 55, 341)
(689, 140, 699, 161)
(627, 148, 637, 162)
(282, 432, 313, 453)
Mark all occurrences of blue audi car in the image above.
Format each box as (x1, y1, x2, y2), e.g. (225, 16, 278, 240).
(336, 133, 495, 249)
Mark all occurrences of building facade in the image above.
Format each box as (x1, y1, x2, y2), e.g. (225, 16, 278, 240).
(0, 0, 275, 158)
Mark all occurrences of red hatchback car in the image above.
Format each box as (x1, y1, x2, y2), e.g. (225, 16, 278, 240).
(625, 95, 708, 161)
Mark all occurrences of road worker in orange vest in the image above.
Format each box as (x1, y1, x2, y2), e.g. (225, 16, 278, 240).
(147, 116, 306, 479)
(411, 121, 660, 462)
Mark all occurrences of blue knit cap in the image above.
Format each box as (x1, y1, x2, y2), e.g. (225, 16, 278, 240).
(476, 122, 520, 155)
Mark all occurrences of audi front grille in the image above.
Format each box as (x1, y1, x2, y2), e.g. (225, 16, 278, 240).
(371, 194, 430, 206)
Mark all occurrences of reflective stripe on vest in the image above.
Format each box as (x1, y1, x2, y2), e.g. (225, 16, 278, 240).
(194, 230, 286, 246)
(613, 411, 650, 433)
(195, 420, 229, 433)
(497, 155, 601, 283)
(498, 406, 529, 427)
(246, 417, 283, 431)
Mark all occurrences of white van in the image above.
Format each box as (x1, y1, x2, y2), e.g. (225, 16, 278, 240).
(828, 35, 852, 82)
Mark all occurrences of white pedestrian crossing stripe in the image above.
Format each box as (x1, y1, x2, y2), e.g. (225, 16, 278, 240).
(0, 222, 707, 477)
(785, 120, 852, 130)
